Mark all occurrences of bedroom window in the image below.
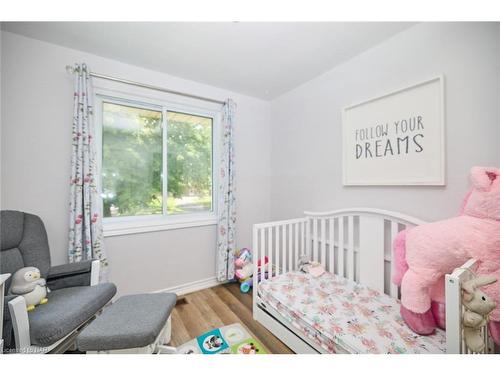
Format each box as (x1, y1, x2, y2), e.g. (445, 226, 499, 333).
(101, 102, 163, 218)
(95, 93, 218, 236)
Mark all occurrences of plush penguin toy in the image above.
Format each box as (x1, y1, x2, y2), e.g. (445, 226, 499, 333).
(9, 267, 49, 311)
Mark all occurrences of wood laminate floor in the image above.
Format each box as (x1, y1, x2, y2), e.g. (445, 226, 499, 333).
(170, 282, 294, 354)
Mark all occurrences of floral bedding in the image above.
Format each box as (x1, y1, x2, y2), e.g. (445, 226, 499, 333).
(258, 271, 446, 354)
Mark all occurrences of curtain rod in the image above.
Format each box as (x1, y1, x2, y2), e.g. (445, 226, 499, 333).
(65, 65, 226, 105)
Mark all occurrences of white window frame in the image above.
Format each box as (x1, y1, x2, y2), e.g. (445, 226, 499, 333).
(94, 88, 221, 237)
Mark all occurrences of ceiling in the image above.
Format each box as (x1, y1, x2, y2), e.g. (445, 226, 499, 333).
(2, 22, 415, 99)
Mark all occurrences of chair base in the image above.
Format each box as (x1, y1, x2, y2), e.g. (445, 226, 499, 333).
(85, 317, 173, 354)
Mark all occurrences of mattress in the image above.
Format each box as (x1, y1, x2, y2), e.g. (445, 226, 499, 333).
(258, 271, 446, 354)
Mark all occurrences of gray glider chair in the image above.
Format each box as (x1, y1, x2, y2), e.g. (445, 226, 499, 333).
(1, 210, 116, 353)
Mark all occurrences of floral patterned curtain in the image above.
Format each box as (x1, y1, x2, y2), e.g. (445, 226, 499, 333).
(68, 63, 108, 279)
(216, 99, 236, 281)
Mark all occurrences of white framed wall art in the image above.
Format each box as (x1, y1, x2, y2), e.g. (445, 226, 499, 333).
(342, 76, 445, 185)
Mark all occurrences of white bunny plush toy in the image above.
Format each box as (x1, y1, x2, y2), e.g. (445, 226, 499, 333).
(461, 275, 497, 353)
(9, 266, 49, 312)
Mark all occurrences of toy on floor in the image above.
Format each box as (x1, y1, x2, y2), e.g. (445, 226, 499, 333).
(238, 258, 269, 293)
(235, 263, 253, 280)
(235, 256, 268, 280)
(234, 248, 270, 293)
(461, 275, 497, 353)
(235, 248, 252, 268)
(392, 166, 500, 346)
(9, 266, 49, 312)
(240, 271, 270, 293)
(234, 248, 253, 280)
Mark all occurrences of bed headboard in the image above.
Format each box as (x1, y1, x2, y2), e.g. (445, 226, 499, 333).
(253, 208, 426, 298)
(304, 208, 425, 297)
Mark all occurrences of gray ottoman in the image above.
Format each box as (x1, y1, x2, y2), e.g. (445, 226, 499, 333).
(77, 293, 177, 354)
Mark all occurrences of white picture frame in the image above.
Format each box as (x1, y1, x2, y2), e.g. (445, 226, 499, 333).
(342, 76, 445, 186)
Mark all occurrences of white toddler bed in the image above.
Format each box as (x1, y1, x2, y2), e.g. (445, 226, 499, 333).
(252, 208, 493, 354)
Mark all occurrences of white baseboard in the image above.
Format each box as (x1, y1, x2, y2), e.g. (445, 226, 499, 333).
(153, 276, 224, 296)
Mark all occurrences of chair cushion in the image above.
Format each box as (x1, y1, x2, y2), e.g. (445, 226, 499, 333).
(1, 248, 24, 292)
(29, 283, 116, 347)
(1, 211, 51, 291)
(1, 210, 24, 250)
(17, 213, 51, 280)
(77, 293, 177, 351)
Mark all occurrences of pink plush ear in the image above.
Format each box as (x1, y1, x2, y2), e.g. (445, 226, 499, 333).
(470, 167, 499, 191)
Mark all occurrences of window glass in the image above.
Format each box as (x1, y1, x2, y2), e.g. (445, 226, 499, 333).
(167, 111, 213, 215)
(101, 102, 163, 217)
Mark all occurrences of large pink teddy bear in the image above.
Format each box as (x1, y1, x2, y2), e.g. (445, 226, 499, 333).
(392, 166, 500, 345)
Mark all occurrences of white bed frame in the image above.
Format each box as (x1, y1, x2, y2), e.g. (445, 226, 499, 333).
(252, 208, 493, 354)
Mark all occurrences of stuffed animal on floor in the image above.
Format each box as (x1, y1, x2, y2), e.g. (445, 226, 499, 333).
(9, 266, 49, 311)
(392, 166, 500, 346)
(234, 248, 252, 280)
(461, 275, 497, 353)
(234, 248, 271, 283)
(235, 248, 252, 269)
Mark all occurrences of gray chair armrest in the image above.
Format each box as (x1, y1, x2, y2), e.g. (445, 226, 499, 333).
(49, 260, 93, 278)
(47, 260, 93, 290)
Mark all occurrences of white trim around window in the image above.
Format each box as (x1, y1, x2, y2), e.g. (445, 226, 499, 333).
(103, 214, 217, 237)
(93, 87, 221, 237)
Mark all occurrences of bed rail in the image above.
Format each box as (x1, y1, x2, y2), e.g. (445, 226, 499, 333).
(252, 208, 494, 354)
(252, 217, 308, 287)
(253, 209, 421, 299)
(446, 259, 493, 354)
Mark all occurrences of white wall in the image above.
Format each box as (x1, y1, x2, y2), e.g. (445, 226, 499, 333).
(270, 22, 500, 222)
(0, 32, 271, 296)
(2, 23, 500, 297)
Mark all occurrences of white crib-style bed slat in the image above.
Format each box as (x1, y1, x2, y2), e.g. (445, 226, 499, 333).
(285, 224, 288, 261)
(320, 218, 326, 267)
(304, 220, 309, 265)
(253, 208, 490, 354)
(274, 227, 281, 276)
(288, 223, 300, 271)
(260, 231, 266, 280)
(390, 221, 400, 298)
(328, 218, 334, 273)
(312, 218, 318, 262)
(268, 226, 273, 278)
(288, 224, 293, 272)
(301, 221, 306, 266)
(347, 216, 355, 281)
(338, 217, 344, 278)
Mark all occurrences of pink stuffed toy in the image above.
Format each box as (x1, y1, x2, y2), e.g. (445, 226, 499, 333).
(392, 166, 500, 346)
